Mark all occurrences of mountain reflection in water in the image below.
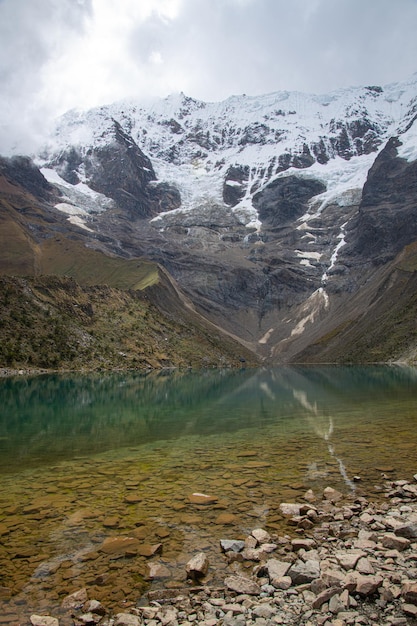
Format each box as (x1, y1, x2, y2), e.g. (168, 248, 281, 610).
(0, 365, 417, 476)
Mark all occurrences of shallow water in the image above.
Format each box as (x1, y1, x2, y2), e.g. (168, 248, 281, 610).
(0, 365, 417, 619)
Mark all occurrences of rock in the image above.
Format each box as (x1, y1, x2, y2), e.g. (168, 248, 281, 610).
(288, 559, 320, 584)
(328, 593, 344, 614)
(335, 550, 365, 570)
(220, 539, 245, 553)
(263, 558, 291, 583)
(403, 603, 417, 617)
(251, 603, 275, 619)
(215, 513, 236, 524)
(188, 493, 218, 505)
(402, 581, 417, 605)
(147, 563, 171, 579)
(323, 487, 343, 502)
(224, 575, 261, 595)
(76, 612, 102, 624)
(291, 538, 315, 551)
(356, 557, 375, 574)
(158, 607, 178, 626)
(245, 535, 258, 549)
(186, 552, 209, 579)
(251, 528, 271, 543)
(311, 586, 342, 609)
(137, 543, 163, 557)
(345, 573, 383, 596)
(241, 548, 264, 561)
(100, 536, 140, 554)
(83, 600, 106, 616)
(103, 516, 119, 528)
(279, 503, 301, 516)
(360, 512, 374, 524)
(304, 489, 316, 502)
(321, 568, 346, 587)
(381, 533, 410, 551)
(272, 575, 292, 590)
(395, 522, 417, 539)
(259, 543, 278, 553)
(61, 588, 88, 610)
(114, 614, 142, 626)
(30, 617, 59, 626)
(124, 494, 142, 504)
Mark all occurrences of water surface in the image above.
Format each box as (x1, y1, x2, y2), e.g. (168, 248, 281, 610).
(0, 365, 416, 619)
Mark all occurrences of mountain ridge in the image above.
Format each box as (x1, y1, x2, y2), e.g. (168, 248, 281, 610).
(1, 74, 417, 366)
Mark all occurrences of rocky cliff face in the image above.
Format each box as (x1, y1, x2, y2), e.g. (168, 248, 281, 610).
(5, 74, 417, 363)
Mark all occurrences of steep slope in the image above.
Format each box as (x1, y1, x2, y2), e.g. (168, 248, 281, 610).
(0, 273, 257, 370)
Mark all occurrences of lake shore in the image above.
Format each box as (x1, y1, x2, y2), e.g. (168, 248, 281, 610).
(26, 474, 417, 626)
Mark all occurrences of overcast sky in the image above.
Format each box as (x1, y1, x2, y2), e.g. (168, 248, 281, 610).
(1, 0, 417, 155)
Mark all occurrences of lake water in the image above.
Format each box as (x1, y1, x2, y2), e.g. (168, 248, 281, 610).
(0, 365, 417, 619)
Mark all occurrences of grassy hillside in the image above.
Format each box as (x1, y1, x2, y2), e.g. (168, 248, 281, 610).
(0, 274, 257, 371)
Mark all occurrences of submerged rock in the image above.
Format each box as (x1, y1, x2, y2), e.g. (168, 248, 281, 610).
(186, 552, 209, 580)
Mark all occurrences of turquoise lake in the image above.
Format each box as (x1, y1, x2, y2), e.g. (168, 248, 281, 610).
(0, 365, 416, 619)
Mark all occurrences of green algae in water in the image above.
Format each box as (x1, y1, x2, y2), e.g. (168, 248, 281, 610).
(0, 365, 417, 618)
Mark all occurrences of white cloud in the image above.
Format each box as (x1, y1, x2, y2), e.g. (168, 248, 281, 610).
(0, 0, 416, 154)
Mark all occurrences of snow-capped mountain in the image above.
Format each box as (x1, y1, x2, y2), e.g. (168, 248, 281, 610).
(32, 74, 417, 362)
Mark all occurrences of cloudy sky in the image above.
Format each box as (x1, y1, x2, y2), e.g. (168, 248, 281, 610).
(1, 0, 417, 154)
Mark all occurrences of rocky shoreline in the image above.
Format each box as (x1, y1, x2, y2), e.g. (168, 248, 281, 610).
(26, 475, 417, 626)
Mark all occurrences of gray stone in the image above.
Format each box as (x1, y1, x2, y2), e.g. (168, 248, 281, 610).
(251, 603, 275, 619)
(288, 559, 320, 584)
(220, 539, 245, 553)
